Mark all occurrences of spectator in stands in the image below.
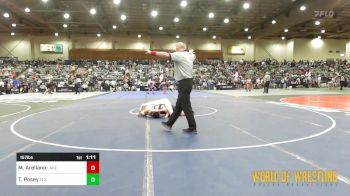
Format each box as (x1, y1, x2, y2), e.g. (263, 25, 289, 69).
(110, 80, 117, 92)
(147, 79, 155, 94)
(88, 78, 95, 92)
(317, 75, 322, 88)
(74, 76, 82, 94)
(1, 58, 349, 94)
(263, 72, 271, 94)
(246, 78, 253, 92)
(101, 80, 106, 91)
(0, 81, 4, 95)
(4, 78, 11, 94)
(127, 79, 133, 91)
(340, 73, 346, 90)
(39, 82, 47, 94)
(82, 82, 88, 92)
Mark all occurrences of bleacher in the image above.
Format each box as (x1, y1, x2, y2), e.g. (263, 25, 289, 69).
(1, 58, 349, 95)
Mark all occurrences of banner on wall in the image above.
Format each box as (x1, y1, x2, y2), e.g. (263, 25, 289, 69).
(227, 46, 245, 55)
(40, 44, 63, 53)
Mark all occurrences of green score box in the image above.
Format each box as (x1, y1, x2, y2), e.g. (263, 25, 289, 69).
(87, 174, 100, 186)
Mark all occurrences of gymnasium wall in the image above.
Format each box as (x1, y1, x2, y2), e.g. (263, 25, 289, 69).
(0, 35, 31, 60)
(221, 39, 255, 61)
(113, 36, 150, 50)
(72, 36, 112, 49)
(345, 41, 350, 60)
(189, 37, 221, 51)
(0, 33, 348, 61)
(0, 34, 71, 61)
(151, 37, 176, 50)
(286, 40, 294, 61)
(293, 38, 347, 61)
(254, 39, 291, 61)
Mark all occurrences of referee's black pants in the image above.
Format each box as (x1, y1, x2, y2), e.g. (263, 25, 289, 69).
(167, 78, 196, 129)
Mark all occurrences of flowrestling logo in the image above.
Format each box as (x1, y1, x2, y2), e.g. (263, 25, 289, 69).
(314, 10, 334, 18)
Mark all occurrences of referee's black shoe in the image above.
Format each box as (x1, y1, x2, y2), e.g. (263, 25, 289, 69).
(161, 122, 172, 130)
(182, 128, 197, 134)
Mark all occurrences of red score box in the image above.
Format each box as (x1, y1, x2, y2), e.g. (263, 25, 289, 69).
(87, 161, 99, 173)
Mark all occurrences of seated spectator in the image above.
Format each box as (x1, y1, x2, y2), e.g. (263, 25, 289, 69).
(39, 83, 47, 94)
(0, 81, 5, 95)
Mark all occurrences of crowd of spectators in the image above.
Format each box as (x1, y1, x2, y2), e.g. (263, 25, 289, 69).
(1, 57, 349, 95)
(192, 58, 350, 90)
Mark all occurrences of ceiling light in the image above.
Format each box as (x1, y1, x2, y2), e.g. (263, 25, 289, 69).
(63, 24, 68, 28)
(24, 8, 30, 13)
(284, 28, 288, 32)
(224, 18, 230, 23)
(180, 0, 188, 7)
(3, 12, 9, 18)
(159, 26, 164, 30)
(151, 10, 158, 17)
(42, 0, 48, 3)
(300, 5, 306, 11)
(11, 32, 15, 36)
(311, 38, 323, 48)
(212, 35, 216, 39)
(120, 14, 127, 20)
(315, 21, 320, 25)
(112, 25, 117, 29)
(244, 28, 249, 32)
(176, 35, 180, 39)
(138, 34, 141, 38)
(243, 2, 250, 9)
(281, 36, 285, 40)
(203, 27, 207, 31)
(271, 20, 276, 24)
(113, 0, 121, 5)
(12, 23, 16, 27)
(97, 33, 101, 37)
(90, 8, 96, 15)
(321, 29, 326, 33)
(208, 12, 214, 18)
(248, 36, 252, 39)
(63, 13, 70, 19)
(174, 17, 179, 23)
(54, 32, 59, 36)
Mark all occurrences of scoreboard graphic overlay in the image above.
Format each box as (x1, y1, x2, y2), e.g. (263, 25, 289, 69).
(16, 153, 99, 186)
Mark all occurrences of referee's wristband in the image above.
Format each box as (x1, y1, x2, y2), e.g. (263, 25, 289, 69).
(150, 51, 157, 56)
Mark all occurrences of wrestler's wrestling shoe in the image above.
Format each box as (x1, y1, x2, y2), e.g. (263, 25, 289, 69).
(182, 128, 197, 134)
(161, 122, 172, 130)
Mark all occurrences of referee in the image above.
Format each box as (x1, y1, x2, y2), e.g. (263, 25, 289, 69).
(145, 42, 197, 133)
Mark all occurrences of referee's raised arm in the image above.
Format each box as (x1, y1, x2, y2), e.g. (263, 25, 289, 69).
(145, 50, 170, 58)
